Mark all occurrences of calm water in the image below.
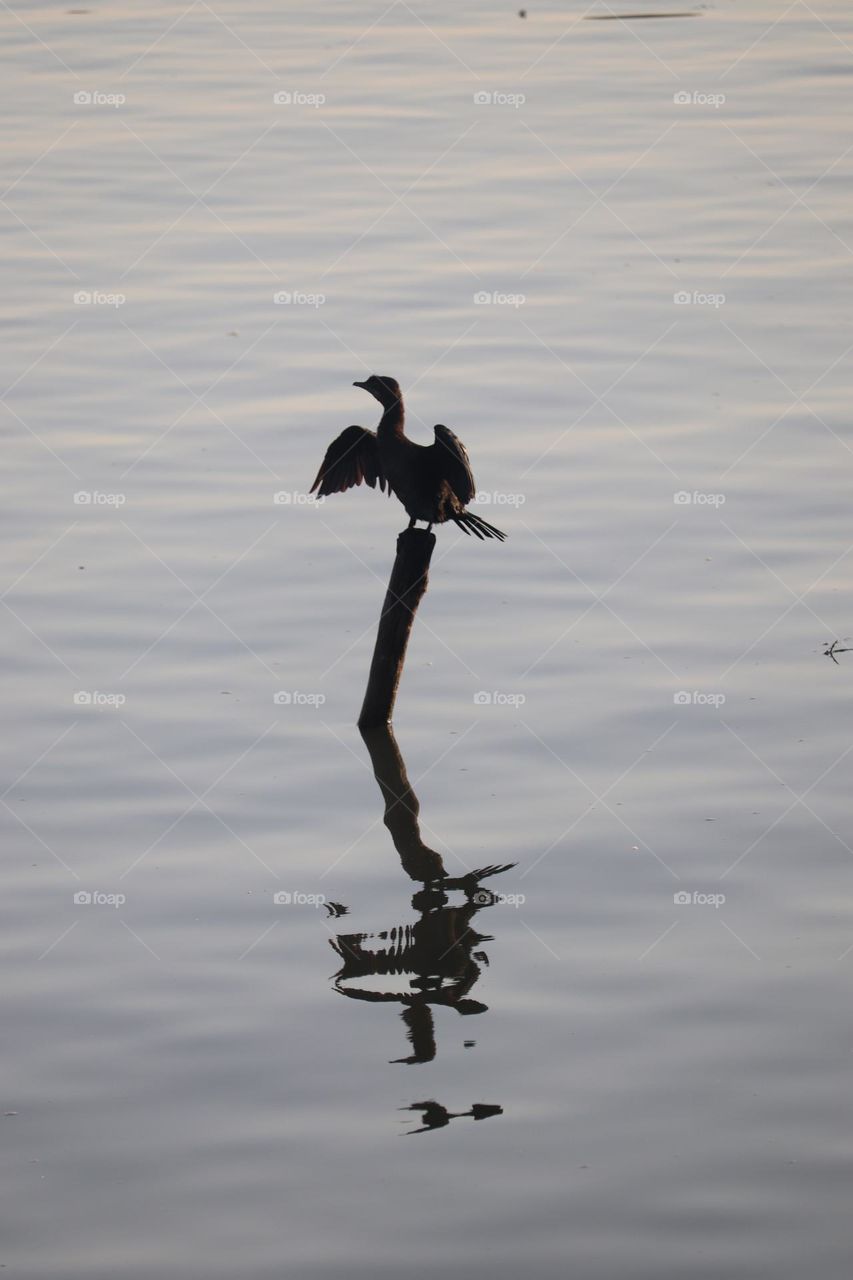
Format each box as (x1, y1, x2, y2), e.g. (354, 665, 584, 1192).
(3, 0, 853, 1275)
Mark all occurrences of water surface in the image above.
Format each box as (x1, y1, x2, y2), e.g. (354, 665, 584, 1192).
(3, 1, 853, 1275)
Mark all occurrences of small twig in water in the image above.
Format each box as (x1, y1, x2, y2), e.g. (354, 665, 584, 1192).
(824, 639, 853, 664)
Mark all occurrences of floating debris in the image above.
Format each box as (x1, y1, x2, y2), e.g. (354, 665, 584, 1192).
(401, 1100, 503, 1134)
(585, 11, 699, 18)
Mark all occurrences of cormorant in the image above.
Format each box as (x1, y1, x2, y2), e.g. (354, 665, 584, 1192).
(310, 376, 507, 541)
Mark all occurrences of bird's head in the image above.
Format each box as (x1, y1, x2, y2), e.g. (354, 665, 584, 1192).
(353, 375, 402, 409)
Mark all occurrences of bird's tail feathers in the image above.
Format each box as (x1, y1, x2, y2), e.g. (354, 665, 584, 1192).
(452, 511, 507, 542)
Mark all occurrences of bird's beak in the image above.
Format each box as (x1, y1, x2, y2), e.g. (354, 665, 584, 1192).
(353, 379, 370, 390)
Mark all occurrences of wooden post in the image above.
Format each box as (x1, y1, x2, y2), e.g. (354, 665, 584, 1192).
(358, 528, 436, 728)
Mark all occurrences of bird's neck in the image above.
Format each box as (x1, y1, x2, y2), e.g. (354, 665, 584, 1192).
(377, 399, 405, 438)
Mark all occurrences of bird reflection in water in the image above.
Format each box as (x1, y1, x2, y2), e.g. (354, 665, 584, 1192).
(401, 1101, 503, 1136)
(330, 724, 513, 1127)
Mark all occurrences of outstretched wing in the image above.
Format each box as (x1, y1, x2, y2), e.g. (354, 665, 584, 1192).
(432, 424, 476, 506)
(310, 426, 386, 497)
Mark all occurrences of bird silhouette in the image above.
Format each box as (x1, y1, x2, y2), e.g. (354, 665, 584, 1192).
(310, 376, 506, 541)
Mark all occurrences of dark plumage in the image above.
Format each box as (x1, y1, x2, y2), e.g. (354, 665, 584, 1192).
(310, 376, 506, 541)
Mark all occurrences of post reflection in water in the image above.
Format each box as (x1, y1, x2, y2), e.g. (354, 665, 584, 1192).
(330, 725, 513, 1130)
